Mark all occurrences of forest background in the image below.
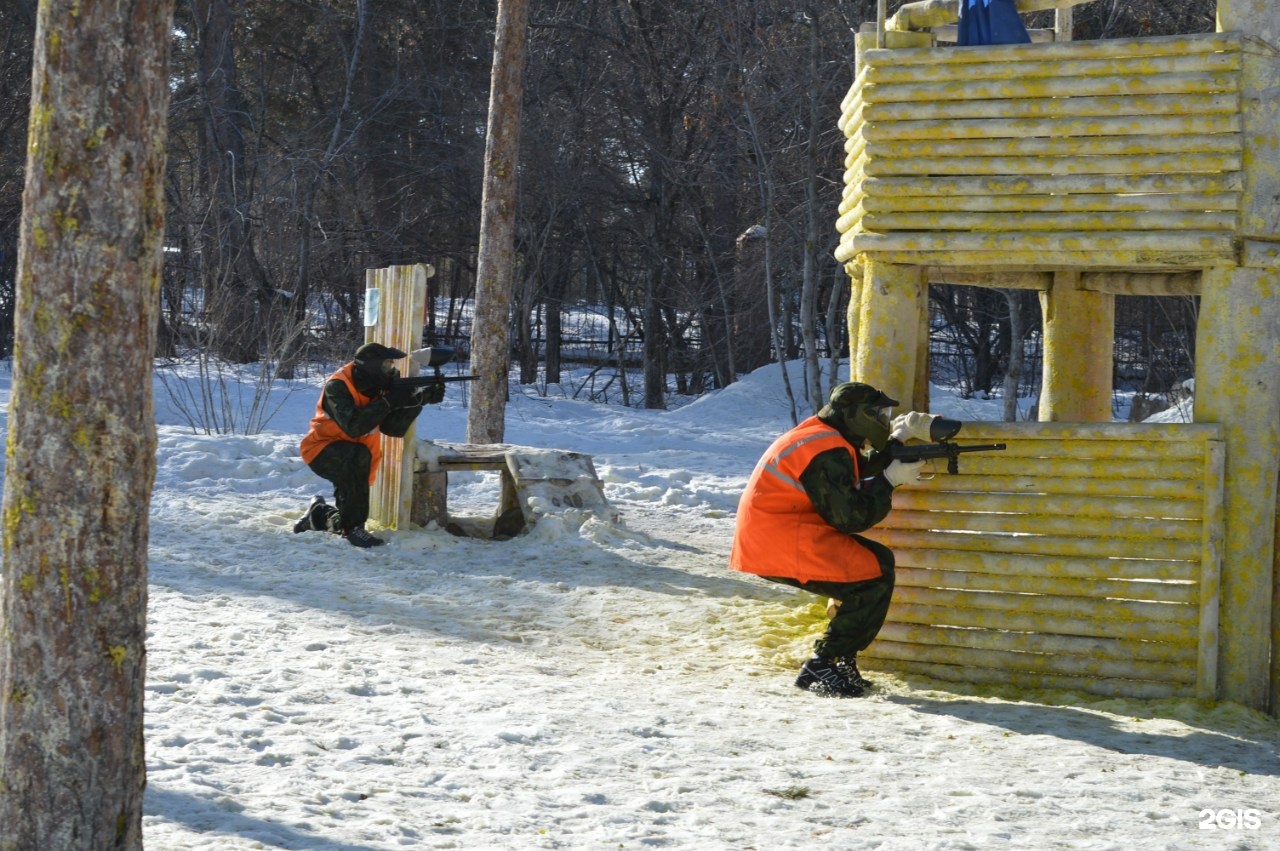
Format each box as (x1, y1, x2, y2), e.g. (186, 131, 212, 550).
(0, 0, 1218, 415)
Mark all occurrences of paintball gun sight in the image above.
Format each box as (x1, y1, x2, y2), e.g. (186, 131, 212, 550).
(887, 416, 1006, 475)
(392, 345, 477, 389)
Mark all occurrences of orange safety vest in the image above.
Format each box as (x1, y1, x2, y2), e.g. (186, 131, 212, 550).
(730, 415, 884, 584)
(299, 364, 383, 485)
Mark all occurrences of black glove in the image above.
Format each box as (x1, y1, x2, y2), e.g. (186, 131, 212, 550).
(419, 381, 445, 405)
(387, 383, 420, 409)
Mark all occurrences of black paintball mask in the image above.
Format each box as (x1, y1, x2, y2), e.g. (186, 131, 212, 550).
(352, 342, 407, 391)
(817, 381, 900, 451)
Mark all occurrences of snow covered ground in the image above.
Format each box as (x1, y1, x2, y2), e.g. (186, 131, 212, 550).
(2, 359, 1277, 849)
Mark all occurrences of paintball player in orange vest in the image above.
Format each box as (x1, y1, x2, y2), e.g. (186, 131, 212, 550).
(730, 381, 936, 697)
(293, 342, 444, 548)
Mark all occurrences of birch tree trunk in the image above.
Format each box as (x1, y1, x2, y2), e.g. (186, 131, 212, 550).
(0, 0, 174, 847)
(467, 0, 529, 443)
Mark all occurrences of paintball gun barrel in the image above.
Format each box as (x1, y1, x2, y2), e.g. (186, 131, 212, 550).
(886, 416, 1006, 475)
(392, 345, 477, 388)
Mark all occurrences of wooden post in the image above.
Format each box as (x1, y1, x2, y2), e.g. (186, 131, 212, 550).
(1055, 6, 1072, 41)
(845, 259, 865, 372)
(365, 263, 429, 531)
(1195, 266, 1280, 710)
(853, 259, 925, 407)
(1218, 0, 1280, 48)
(1038, 271, 1113, 422)
(1207, 0, 1280, 713)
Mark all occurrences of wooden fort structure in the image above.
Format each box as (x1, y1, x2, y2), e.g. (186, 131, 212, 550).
(839, 0, 1280, 712)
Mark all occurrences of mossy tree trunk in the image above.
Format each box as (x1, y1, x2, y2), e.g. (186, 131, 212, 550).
(0, 0, 175, 847)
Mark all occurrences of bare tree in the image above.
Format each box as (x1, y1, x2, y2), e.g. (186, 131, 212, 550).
(468, 0, 529, 443)
(188, 0, 274, 363)
(0, 0, 175, 847)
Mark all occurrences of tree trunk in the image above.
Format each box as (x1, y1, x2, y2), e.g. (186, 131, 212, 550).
(1002, 289, 1028, 421)
(0, 0, 174, 847)
(799, 7, 823, 411)
(467, 0, 528, 443)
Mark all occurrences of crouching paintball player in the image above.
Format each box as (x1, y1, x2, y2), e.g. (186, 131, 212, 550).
(730, 381, 936, 697)
(293, 342, 444, 548)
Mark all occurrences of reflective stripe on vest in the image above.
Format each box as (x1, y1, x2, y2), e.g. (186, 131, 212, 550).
(729, 415, 884, 584)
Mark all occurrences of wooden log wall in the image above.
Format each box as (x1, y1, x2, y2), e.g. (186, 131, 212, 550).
(836, 33, 1246, 271)
(861, 422, 1224, 699)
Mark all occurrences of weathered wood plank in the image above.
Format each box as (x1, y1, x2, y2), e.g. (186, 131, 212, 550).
(864, 32, 1242, 67)
(863, 192, 1239, 214)
(892, 547, 1199, 582)
(864, 113, 1241, 142)
(892, 489, 1203, 520)
(886, 601, 1197, 643)
(850, 229, 1236, 254)
(871, 527, 1202, 561)
(866, 71, 1238, 105)
(866, 51, 1240, 86)
(894, 566, 1199, 605)
(861, 172, 1242, 197)
(861, 657, 1190, 698)
(866, 638, 1191, 684)
(884, 508, 1202, 542)
(863, 151, 1241, 177)
(861, 211, 1236, 234)
(867, 133, 1239, 160)
(876, 622, 1196, 664)
(864, 92, 1238, 122)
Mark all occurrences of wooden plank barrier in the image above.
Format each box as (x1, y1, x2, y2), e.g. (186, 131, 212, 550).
(835, 32, 1249, 268)
(859, 421, 1224, 700)
(365, 264, 429, 531)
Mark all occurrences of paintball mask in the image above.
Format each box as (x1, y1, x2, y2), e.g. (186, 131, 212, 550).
(818, 382, 900, 451)
(353, 342, 407, 388)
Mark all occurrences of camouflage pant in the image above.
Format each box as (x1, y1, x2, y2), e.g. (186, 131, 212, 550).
(307, 441, 373, 532)
(765, 534, 896, 659)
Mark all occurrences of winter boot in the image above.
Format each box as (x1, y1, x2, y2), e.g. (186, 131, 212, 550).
(293, 495, 327, 533)
(343, 525, 386, 548)
(838, 656, 874, 690)
(794, 656, 865, 698)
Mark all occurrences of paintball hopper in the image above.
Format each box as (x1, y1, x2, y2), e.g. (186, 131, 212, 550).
(930, 416, 962, 442)
(409, 346, 457, 368)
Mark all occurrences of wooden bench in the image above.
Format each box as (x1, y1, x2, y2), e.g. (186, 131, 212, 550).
(412, 442, 616, 539)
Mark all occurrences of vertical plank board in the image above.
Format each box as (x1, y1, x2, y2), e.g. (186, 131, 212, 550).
(366, 264, 428, 530)
(1198, 438, 1225, 699)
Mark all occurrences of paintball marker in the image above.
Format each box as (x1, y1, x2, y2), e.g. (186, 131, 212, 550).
(392, 345, 477, 390)
(887, 416, 1006, 475)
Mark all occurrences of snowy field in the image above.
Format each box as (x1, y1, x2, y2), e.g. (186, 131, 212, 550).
(1, 358, 1277, 850)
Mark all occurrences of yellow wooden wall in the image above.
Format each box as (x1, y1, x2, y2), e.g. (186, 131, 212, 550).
(837, 33, 1246, 270)
(863, 422, 1224, 699)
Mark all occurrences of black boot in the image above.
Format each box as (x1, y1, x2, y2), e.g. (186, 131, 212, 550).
(794, 657, 865, 698)
(293, 495, 327, 533)
(343, 525, 386, 548)
(838, 656, 873, 690)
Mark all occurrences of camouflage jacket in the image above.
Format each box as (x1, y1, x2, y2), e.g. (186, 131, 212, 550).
(799, 417, 895, 535)
(323, 373, 422, 440)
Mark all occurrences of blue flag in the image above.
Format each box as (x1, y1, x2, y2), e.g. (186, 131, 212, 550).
(957, 0, 1031, 46)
